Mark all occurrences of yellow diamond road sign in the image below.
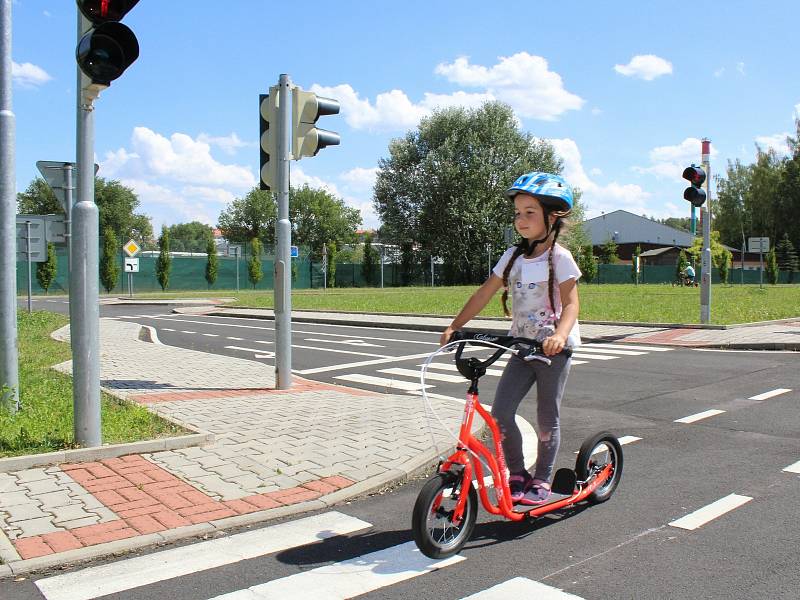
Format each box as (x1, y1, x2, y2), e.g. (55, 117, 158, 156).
(123, 239, 141, 257)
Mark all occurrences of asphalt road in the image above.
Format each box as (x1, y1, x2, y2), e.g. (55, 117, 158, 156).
(7, 298, 799, 599)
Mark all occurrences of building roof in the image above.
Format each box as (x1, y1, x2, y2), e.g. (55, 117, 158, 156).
(583, 210, 694, 247)
(639, 246, 680, 257)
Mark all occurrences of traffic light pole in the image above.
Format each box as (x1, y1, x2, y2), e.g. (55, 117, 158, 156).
(700, 141, 712, 324)
(274, 74, 292, 389)
(0, 0, 19, 413)
(71, 11, 101, 446)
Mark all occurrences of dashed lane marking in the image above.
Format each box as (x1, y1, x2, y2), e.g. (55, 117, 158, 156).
(674, 409, 726, 424)
(668, 494, 753, 530)
(749, 388, 792, 400)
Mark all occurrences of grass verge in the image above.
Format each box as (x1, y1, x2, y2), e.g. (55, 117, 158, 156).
(128, 283, 800, 325)
(0, 311, 187, 459)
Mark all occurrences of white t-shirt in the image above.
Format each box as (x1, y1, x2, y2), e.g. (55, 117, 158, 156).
(492, 243, 582, 348)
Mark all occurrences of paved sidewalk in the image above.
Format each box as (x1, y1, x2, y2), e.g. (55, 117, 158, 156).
(0, 319, 467, 576)
(0, 305, 797, 577)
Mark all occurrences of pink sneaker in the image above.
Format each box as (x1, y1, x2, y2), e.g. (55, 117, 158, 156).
(517, 480, 551, 506)
(508, 471, 534, 502)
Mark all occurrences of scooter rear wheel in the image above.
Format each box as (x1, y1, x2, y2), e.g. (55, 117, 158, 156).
(412, 471, 477, 559)
(575, 432, 623, 504)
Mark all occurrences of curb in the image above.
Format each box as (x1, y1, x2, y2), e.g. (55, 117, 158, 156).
(0, 448, 444, 578)
(0, 432, 215, 473)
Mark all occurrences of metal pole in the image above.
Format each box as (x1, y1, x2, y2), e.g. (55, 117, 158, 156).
(700, 139, 712, 324)
(323, 243, 327, 289)
(235, 247, 240, 292)
(71, 11, 101, 446)
(0, 0, 19, 412)
(380, 244, 384, 289)
(25, 222, 32, 313)
(62, 164, 74, 273)
(273, 74, 292, 389)
(759, 248, 763, 289)
(430, 255, 434, 287)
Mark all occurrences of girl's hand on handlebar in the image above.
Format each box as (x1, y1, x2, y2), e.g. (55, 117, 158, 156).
(440, 326, 457, 347)
(542, 333, 566, 356)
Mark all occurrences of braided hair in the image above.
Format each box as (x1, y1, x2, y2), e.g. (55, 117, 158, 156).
(500, 206, 567, 322)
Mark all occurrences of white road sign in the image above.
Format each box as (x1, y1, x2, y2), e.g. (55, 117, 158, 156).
(748, 237, 769, 253)
(124, 257, 139, 272)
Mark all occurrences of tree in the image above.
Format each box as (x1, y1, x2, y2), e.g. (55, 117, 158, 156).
(687, 230, 732, 283)
(248, 238, 263, 289)
(100, 227, 120, 294)
(36, 243, 58, 294)
(631, 245, 642, 283)
(599, 237, 618, 264)
(716, 249, 731, 284)
(290, 185, 361, 260)
(169, 222, 214, 253)
(217, 187, 276, 248)
(16, 176, 152, 245)
(361, 232, 378, 286)
(399, 241, 418, 285)
(658, 217, 692, 232)
(17, 178, 61, 215)
(578, 244, 598, 284)
(205, 239, 218, 289)
(323, 241, 337, 288)
(775, 233, 798, 282)
(374, 101, 562, 284)
(676, 249, 689, 282)
(766, 248, 779, 284)
(155, 226, 172, 291)
(715, 159, 753, 251)
(776, 120, 800, 253)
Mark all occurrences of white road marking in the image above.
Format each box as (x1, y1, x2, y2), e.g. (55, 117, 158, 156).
(304, 337, 384, 347)
(295, 351, 437, 375)
(668, 494, 753, 530)
(406, 389, 467, 404)
(297, 329, 438, 345)
(225, 345, 274, 354)
(422, 362, 505, 377)
(584, 342, 672, 352)
(570, 352, 618, 360)
(674, 409, 726, 424)
(202, 333, 219, 337)
(181, 330, 196, 334)
(161, 327, 176, 332)
(34, 512, 372, 600)
(334, 373, 432, 391)
(209, 541, 464, 600)
(748, 388, 791, 401)
(783, 460, 800, 474)
(617, 435, 643, 445)
(569, 346, 646, 356)
(381, 367, 465, 383)
(291, 343, 389, 358)
(227, 336, 244, 341)
(462, 577, 586, 599)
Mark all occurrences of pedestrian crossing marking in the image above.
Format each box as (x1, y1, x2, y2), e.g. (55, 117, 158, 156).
(380, 366, 465, 383)
(34, 511, 372, 600)
(208, 540, 464, 600)
(749, 388, 791, 400)
(570, 352, 618, 360)
(585, 342, 672, 352)
(571, 346, 647, 356)
(783, 460, 800, 474)
(334, 373, 433, 391)
(462, 577, 586, 599)
(674, 409, 725, 424)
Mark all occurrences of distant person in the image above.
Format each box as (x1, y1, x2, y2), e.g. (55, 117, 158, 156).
(439, 172, 581, 505)
(684, 264, 696, 285)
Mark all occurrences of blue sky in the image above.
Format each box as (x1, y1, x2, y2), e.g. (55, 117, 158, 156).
(9, 0, 800, 232)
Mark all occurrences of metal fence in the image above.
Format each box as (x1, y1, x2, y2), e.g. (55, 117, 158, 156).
(14, 248, 800, 294)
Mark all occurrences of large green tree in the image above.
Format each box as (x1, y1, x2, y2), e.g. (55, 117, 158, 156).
(16, 177, 152, 245)
(155, 226, 171, 291)
(373, 101, 562, 284)
(100, 227, 120, 294)
(169, 222, 214, 253)
(217, 188, 276, 248)
(290, 185, 361, 259)
(36, 243, 58, 294)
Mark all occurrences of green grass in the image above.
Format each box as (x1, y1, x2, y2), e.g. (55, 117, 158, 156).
(0, 311, 188, 458)
(129, 283, 800, 325)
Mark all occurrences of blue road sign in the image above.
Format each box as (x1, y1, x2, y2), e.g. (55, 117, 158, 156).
(290, 245, 299, 258)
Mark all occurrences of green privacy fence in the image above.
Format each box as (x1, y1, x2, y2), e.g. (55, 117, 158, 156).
(15, 249, 800, 294)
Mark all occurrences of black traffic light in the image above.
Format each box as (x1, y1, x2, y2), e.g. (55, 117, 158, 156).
(682, 165, 707, 207)
(259, 94, 277, 191)
(292, 89, 340, 159)
(76, 1, 140, 86)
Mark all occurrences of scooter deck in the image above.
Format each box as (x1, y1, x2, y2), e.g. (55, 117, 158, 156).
(511, 491, 573, 513)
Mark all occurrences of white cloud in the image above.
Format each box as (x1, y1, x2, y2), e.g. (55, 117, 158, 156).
(339, 167, 379, 191)
(100, 127, 256, 231)
(713, 67, 725, 78)
(589, 167, 603, 176)
(614, 54, 673, 81)
(736, 62, 746, 75)
(11, 61, 52, 88)
(547, 138, 653, 217)
(435, 53, 584, 120)
(312, 52, 582, 131)
(591, 107, 602, 116)
(794, 103, 800, 120)
(197, 132, 250, 155)
(633, 137, 718, 179)
(755, 132, 791, 156)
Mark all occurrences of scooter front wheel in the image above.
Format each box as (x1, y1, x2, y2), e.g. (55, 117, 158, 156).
(412, 471, 477, 559)
(575, 432, 623, 504)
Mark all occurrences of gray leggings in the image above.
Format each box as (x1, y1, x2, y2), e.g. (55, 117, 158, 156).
(490, 352, 572, 481)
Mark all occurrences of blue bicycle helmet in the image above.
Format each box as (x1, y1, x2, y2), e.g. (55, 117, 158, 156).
(506, 172, 573, 211)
